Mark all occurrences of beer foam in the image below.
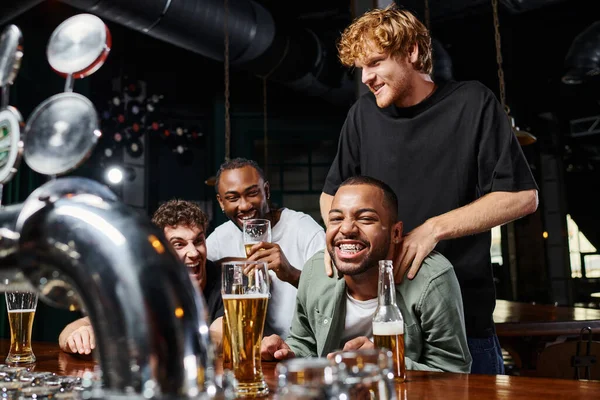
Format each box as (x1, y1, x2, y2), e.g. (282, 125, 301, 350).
(7, 309, 36, 313)
(372, 321, 404, 335)
(222, 294, 269, 300)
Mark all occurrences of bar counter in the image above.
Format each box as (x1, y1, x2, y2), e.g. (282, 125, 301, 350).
(2, 339, 599, 399)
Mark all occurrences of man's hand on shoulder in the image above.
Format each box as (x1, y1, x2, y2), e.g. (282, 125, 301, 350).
(395, 221, 438, 282)
(260, 334, 295, 360)
(247, 242, 301, 287)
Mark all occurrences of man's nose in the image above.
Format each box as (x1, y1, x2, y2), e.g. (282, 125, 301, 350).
(339, 219, 358, 235)
(238, 196, 252, 211)
(186, 245, 200, 258)
(361, 68, 372, 84)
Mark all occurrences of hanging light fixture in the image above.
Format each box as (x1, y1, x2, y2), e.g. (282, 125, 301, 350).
(491, 0, 536, 146)
(562, 21, 600, 85)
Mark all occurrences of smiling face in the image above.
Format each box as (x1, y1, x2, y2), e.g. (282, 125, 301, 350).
(326, 184, 401, 276)
(357, 48, 419, 108)
(163, 224, 207, 288)
(216, 165, 271, 230)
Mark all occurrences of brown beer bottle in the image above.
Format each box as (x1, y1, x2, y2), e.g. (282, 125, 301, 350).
(372, 260, 406, 382)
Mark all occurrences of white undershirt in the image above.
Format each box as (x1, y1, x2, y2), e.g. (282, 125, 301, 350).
(341, 291, 378, 344)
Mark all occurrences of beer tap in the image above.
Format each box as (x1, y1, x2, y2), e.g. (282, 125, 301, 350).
(0, 177, 220, 399)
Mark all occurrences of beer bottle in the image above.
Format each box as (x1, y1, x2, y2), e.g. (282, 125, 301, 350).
(372, 260, 406, 382)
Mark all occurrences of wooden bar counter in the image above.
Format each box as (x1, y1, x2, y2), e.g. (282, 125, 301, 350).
(493, 300, 600, 371)
(2, 339, 600, 399)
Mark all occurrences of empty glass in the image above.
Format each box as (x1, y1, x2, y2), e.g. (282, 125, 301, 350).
(275, 358, 345, 400)
(330, 348, 397, 400)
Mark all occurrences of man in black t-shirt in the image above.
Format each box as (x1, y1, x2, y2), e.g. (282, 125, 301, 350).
(59, 200, 224, 355)
(320, 5, 539, 375)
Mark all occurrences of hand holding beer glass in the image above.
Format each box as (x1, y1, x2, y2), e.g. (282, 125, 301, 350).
(222, 260, 270, 397)
(5, 291, 38, 364)
(242, 219, 272, 257)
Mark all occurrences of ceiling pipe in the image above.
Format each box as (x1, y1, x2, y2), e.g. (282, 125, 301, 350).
(0, 0, 45, 26)
(57, 0, 353, 105)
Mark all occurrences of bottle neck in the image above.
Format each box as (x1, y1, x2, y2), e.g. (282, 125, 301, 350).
(378, 263, 397, 306)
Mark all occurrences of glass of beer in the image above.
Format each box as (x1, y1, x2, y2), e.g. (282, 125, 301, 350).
(242, 219, 271, 257)
(222, 260, 270, 397)
(5, 291, 38, 364)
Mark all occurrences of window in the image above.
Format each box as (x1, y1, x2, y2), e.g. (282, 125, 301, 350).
(491, 225, 503, 265)
(254, 138, 337, 225)
(567, 214, 600, 278)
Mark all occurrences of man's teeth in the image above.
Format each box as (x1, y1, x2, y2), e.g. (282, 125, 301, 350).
(373, 84, 383, 91)
(339, 243, 365, 253)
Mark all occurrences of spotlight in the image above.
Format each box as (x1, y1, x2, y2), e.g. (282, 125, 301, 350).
(105, 165, 135, 185)
(106, 166, 124, 184)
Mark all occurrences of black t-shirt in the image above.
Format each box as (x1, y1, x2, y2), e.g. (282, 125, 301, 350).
(323, 80, 539, 338)
(203, 260, 224, 324)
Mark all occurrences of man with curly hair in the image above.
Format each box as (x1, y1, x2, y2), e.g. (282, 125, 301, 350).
(319, 5, 538, 375)
(59, 200, 224, 355)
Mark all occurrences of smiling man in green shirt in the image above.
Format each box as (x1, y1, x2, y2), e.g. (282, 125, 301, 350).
(260, 176, 472, 373)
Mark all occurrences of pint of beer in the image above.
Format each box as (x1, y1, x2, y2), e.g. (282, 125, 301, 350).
(5, 291, 38, 364)
(373, 321, 406, 382)
(222, 314, 232, 369)
(222, 261, 270, 397)
(244, 243, 256, 257)
(372, 260, 406, 382)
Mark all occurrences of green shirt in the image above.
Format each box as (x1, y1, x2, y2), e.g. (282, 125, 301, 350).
(285, 250, 472, 373)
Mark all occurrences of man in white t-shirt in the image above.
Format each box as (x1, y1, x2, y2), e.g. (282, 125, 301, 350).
(206, 158, 325, 338)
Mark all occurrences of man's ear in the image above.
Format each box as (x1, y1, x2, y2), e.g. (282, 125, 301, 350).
(216, 194, 224, 211)
(264, 181, 271, 200)
(392, 221, 403, 244)
(408, 45, 419, 64)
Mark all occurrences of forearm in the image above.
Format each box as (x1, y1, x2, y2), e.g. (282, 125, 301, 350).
(427, 189, 538, 242)
(319, 192, 334, 227)
(58, 316, 91, 353)
(282, 267, 302, 288)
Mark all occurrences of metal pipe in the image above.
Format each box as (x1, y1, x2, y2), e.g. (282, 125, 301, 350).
(1, 177, 215, 399)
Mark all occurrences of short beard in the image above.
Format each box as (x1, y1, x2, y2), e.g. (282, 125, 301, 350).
(328, 237, 390, 276)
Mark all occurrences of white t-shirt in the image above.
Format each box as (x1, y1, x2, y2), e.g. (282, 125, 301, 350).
(207, 208, 325, 338)
(342, 293, 377, 344)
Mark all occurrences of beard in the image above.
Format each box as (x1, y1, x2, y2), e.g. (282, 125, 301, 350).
(328, 236, 391, 276)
